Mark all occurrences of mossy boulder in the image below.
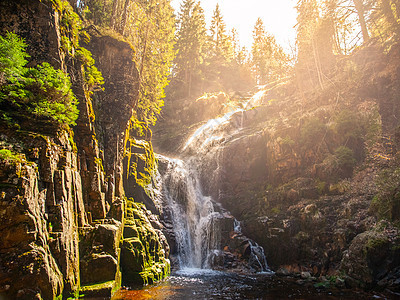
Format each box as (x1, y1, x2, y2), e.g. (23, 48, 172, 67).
(340, 221, 400, 288)
(120, 202, 170, 286)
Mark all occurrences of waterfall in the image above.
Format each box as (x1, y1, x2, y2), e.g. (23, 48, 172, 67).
(157, 89, 271, 272)
(160, 156, 221, 269)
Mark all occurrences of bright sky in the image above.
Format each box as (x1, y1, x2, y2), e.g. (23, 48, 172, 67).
(171, 0, 298, 51)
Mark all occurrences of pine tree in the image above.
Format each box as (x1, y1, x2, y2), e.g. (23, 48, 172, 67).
(203, 4, 234, 89)
(209, 4, 233, 62)
(251, 18, 289, 85)
(175, 0, 207, 96)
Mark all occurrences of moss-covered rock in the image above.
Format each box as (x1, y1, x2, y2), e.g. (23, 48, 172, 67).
(120, 201, 170, 286)
(340, 221, 400, 288)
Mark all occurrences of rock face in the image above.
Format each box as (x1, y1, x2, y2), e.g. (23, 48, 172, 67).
(0, 0, 169, 299)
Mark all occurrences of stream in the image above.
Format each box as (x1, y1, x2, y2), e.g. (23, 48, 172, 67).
(112, 269, 387, 300)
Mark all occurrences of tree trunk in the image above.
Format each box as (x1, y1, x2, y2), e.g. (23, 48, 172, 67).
(120, 0, 130, 35)
(111, 0, 120, 30)
(353, 0, 370, 42)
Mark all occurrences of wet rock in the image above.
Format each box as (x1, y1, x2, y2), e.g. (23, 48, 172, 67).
(276, 268, 291, 276)
(301, 271, 312, 279)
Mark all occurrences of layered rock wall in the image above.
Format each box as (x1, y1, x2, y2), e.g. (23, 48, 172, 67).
(0, 0, 170, 299)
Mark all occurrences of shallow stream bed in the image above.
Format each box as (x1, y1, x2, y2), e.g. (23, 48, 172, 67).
(111, 269, 395, 300)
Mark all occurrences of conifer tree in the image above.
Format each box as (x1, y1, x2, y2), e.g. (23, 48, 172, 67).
(175, 0, 207, 96)
(251, 18, 289, 85)
(209, 4, 233, 63)
(203, 4, 233, 89)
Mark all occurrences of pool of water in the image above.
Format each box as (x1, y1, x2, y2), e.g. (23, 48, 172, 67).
(111, 269, 392, 300)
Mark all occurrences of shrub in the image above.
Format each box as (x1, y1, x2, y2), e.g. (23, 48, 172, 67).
(334, 146, 356, 171)
(321, 146, 356, 180)
(334, 110, 363, 141)
(0, 32, 79, 126)
(75, 47, 104, 93)
(0, 32, 28, 77)
(300, 118, 326, 148)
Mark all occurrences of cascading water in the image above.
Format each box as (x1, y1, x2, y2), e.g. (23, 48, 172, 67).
(160, 156, 221, 269)
(158, 89, 272, 272)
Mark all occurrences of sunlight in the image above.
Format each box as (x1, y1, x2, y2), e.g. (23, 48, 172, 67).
(171, 0, 297, 49)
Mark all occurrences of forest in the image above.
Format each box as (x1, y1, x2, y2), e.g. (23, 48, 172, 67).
(0, 0, 400, 299)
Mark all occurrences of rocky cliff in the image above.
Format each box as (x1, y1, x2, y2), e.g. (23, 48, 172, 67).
(0, 0, 169, 299)
(153, 41, 400, 292)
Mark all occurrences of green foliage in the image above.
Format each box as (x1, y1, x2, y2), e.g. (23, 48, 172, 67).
(80, 0, 113, 26)
(321, 146, 356, 181)
(54, 0, 82, 51)
(127, 0, 176, 125)
(0, 32, 28, 77)
(81, 0, 176, 125)
(76, 47, 104, 93)
(172, 1, 255, 96)
(0, 148, 23, 163)
(334, 146, 356, 171)
(0, 33, 79, 126)
(300, 118, 326, 148)
(209, 4, 233, 64)
(360, 103, 382, 147)
(334, 110, 362, 140)
(175, 0, 207, 97)
(130, 117, 147, 138)
(53, 0, 103, 100)
(251, 18, 290, 84)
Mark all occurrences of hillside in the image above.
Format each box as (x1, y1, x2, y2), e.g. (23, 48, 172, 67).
(153, 40, 400, 292)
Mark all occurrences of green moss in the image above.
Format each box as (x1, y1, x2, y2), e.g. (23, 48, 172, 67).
(270, 206, 281, 215)
(364, 236, 389, 257)
(121, 200, 170, 286)
(366, 237, 388, 250)
(80, 280, 115, 293)
(0, 148, 24, 163)
(124, 130, 156, 190)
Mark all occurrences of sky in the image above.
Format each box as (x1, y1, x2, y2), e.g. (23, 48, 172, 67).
(171, 0, 298, 51)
